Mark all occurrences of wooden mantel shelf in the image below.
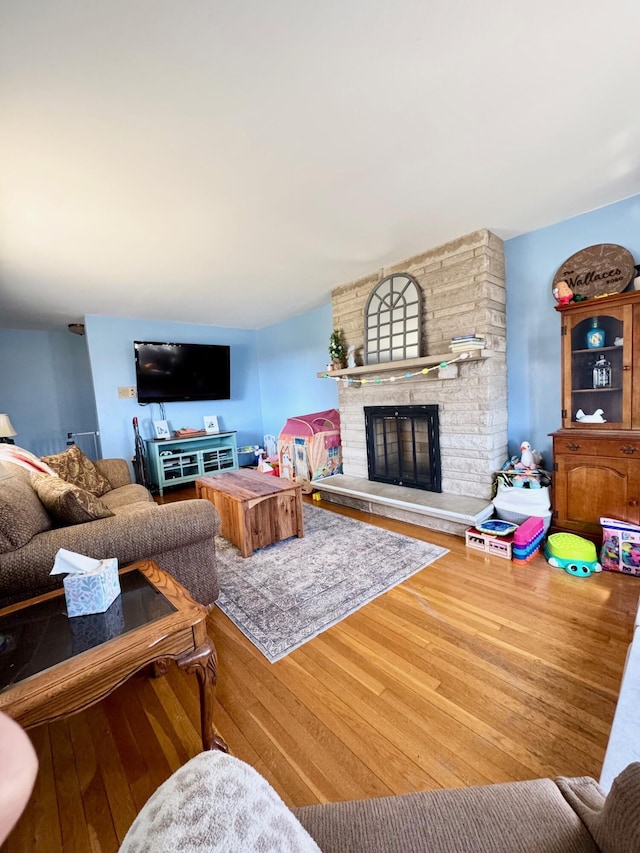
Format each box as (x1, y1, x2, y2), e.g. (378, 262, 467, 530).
(317, 349, 495, 380)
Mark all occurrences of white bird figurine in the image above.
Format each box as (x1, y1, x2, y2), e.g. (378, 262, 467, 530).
(575, 408, 606, 423)
(519, 441, 536, 469)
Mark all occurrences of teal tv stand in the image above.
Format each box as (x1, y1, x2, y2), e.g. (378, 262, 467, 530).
(145, 432, 238, 495)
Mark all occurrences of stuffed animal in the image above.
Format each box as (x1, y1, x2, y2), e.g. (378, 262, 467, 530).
(517, 441, 543, 470)
(553, 280, 574, 306)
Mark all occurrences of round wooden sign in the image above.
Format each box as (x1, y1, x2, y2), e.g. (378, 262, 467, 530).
(552, 243, 635, 302)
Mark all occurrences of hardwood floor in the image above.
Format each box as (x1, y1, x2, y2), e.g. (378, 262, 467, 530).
(6, 485, 639, 851)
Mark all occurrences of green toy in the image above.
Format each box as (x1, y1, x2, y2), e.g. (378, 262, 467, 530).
(544, 533, 602, 577)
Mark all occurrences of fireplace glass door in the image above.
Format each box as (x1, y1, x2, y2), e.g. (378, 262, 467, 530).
(364, 405, 441, 492)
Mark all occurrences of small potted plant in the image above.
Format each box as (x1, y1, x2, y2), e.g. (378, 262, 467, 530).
(329, 329, 346, 369)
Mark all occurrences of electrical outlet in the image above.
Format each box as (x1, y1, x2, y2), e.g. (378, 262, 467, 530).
(118, 386, 136, 399)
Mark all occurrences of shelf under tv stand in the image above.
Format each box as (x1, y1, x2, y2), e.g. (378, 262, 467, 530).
(145, 432, 238, 495)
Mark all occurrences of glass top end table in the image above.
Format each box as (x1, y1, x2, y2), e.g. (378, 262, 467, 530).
(0, 560, 227, 753)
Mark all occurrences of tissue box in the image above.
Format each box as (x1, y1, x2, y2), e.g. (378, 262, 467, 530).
(63, 558, 121, 617)
(69, 596, 126, 654)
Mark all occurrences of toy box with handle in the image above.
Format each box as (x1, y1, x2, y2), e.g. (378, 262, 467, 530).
(600, 517, 640, 576)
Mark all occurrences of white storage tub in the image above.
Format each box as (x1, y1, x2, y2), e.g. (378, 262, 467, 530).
(492, 484, 552, 531)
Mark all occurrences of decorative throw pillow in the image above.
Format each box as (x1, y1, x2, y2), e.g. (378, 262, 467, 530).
(119, 751, 322, 853)
(41, 444, 111, 497)
(32, 474, 114, 525)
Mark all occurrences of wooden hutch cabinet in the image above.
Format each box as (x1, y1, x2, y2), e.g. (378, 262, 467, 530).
(551, 291, 640, 537)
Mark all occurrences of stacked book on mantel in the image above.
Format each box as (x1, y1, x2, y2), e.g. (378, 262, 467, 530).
(449, 334, 486, 352)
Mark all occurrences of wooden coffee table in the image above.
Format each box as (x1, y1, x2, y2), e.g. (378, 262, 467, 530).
(0, 560, 226, 752)
(196, 469, 304, 557)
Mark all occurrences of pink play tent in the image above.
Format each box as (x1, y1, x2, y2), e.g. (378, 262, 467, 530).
(278, 409, 342, 486)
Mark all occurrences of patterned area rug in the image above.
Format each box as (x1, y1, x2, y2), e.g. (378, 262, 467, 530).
(215, 504, 448, 662)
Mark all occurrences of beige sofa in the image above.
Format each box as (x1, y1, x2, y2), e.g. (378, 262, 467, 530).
(0, 458, 220, 609)
(119, 748, 640, 852)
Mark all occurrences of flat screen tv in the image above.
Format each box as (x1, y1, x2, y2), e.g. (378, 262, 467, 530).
(134, 341, 231, 403)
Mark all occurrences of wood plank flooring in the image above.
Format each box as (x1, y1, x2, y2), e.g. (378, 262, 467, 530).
(5, 487, 639, 851)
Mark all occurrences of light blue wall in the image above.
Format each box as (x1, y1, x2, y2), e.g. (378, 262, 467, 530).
(256, 303, 338, 438)
(0, 309, 335, 468)
(505, 193, 640, 463)
(84, 316, 264, 462)
(0, 329, 98, 456)
(7, 194, 640, 472)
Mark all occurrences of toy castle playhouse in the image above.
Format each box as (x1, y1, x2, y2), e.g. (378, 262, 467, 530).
(277, 409, 343, 486)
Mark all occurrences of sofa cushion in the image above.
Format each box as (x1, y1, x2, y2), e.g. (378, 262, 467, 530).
(94, 458, 132, 490)
(100, 484, 155, 511)
(0, 476, 53, 553)
(120, 751, 321, 853)
(41, 444, 111, 497)
(109, 503, 159, 518)
(32, 475, 114, 525)
(293, 777, 600, 853)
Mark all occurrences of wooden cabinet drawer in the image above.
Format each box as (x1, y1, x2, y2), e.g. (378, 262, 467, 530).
(554, 436, 640, 459)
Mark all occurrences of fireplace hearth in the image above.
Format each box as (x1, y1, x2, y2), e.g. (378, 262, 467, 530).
(365, 405, 441, 493)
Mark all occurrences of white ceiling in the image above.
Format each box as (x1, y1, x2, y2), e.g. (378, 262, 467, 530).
(1, 0, 639, 332)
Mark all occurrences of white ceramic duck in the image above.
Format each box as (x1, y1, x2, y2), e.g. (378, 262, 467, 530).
(575, 408, 606, 423)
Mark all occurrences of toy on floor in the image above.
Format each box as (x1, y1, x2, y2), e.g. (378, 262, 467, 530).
(476, 519, 518, 536)
(465, 527, 514, 560)
(544, 533, 602, 577)
(512, 516, 545, 564)
(600, 517, 640, 576)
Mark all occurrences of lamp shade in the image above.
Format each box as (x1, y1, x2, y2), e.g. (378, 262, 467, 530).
(0, 415, 17, 438)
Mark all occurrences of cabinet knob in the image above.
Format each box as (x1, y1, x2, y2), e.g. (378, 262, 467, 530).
(566, 443, 581, 452)
(629, 500, 639, 507)
(623, 365, 631, 371)
(621, 445, 638, 455)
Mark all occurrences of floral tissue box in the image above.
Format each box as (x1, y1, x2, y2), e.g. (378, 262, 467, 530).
(63, 557, 121, 617)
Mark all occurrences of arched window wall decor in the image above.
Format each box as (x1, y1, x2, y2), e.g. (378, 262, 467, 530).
(364, 273, 422, 365)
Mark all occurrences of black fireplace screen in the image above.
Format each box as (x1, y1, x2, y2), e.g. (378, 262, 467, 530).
(364, 405, 441, 492)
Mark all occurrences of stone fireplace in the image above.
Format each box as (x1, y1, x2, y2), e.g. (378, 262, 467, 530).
(314, 229, 507, 536)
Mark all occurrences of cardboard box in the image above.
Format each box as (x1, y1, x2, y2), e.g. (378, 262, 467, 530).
(600, 517, 640, 576)
(63, 558, 121, 617)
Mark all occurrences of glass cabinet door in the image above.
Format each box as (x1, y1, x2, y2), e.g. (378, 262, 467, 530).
(562, 304, 632, 429)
